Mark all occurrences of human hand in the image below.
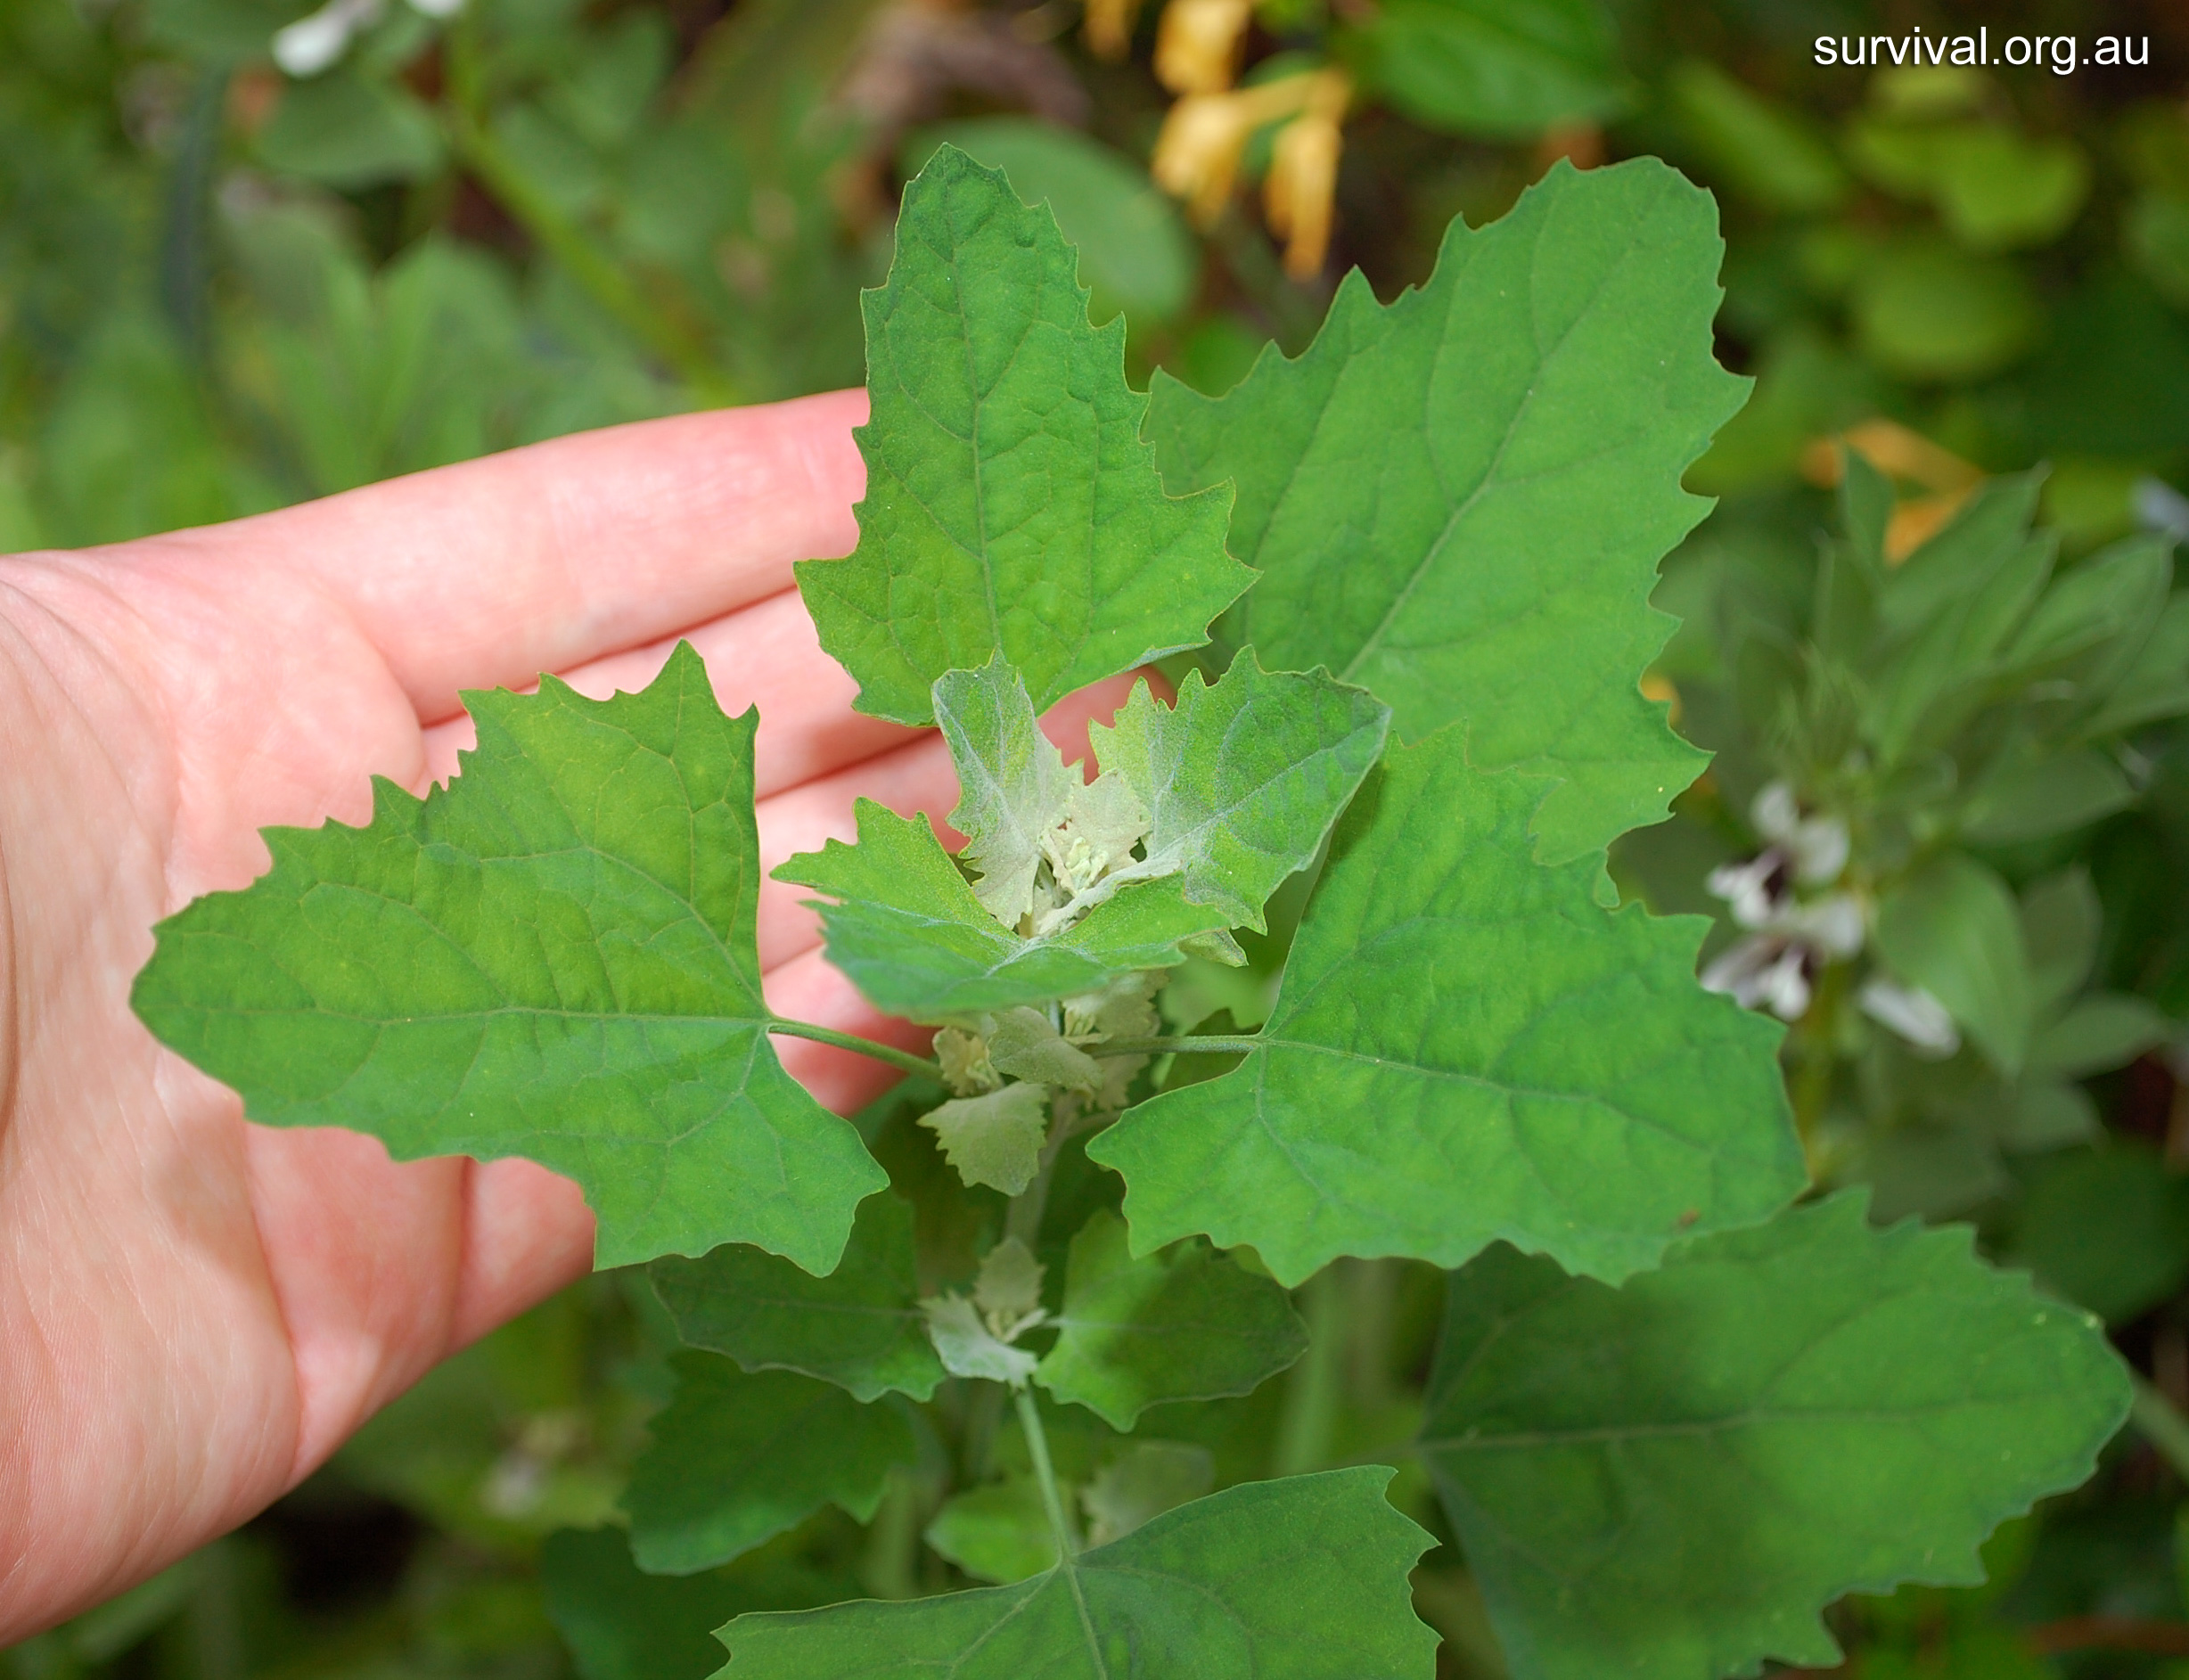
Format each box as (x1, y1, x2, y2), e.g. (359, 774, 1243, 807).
(0, 392, 1134, 1638)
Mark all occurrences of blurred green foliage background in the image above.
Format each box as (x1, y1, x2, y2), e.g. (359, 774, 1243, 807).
(8, 0, 2189, 1674)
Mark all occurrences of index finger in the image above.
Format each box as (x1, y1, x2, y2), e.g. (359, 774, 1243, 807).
(148, 390, 869, 726)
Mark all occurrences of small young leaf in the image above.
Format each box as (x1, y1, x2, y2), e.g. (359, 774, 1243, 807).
(649, 1195, 944, 1403)
(922, 1294, 1040, 1385)
(1418, 1193, 2130, 1680)
(924, 1477, 1061, 1585)
(922, 1082, 1050, 1195)
(986, 1006, 1103, 1092)
(1035, 1210, 1308, 1429)
(1080, 1442, 1214, 1546)
(624, 1354, 914, 1574)
(797, 144, 1250, 725)
(935, 657, 1075, 929)
(1089, 727, 1804, 1286)
(776, 801, 1226, 1017)
(130, 643, 884, 1272)
(1145, 159, 1742, 862)
(714, 1468, 1438, 1678)
(974, 1235, 1047, 1322)
(1071, 654, 1391, 932)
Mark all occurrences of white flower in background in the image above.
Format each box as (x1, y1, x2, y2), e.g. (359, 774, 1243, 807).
(271, 0, 460, 77)
(1856, 978, 1962, 1058)
(1701, 782, 1861, 1022)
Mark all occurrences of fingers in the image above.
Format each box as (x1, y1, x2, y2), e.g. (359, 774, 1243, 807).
(160, 391, 870, 727)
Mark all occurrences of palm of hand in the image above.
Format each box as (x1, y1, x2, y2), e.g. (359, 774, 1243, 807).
(0, 393, 1124, 1638)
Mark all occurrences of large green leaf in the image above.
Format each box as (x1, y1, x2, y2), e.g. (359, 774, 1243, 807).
(713, 1468, 1438, 1678)
(775, 800, 1226, 1018)
(130, 643, 883, 1272)
(1145, 159, 1742, 863)
(625, 1354, 914, 1573)
(797, 144, 1250, 725)
(1090, 728, 1803, 1286)
(1073, 656, 1390, 932)
(1034, 1210, 1308, 1429)
(649, 1195, 945, 1403)
(1419, 1194, 2130, 1680)
(1342, 0, 1631, 141)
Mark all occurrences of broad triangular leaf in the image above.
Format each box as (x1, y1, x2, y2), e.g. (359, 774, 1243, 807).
(1089, 727, 1804, 1286)
(131, 643, 884, 1272)
(650, 1195, 944, 1402)
(625, 1354, 914, 1574)
(1145, 159, 1742, 861)
(775, 800, 1227, 1018)
(798, 143, 1251, 725)
(713, 1468, 1437, 1678)
(1418, 1193, 2130, 1680)
(1035, 1210, 1308, 1429)
(1065, 654, 1391, 932)
(540, 1528, 767, 1680)
(935, 657, 1075, 929)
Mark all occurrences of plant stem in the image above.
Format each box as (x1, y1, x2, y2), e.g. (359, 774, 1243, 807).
(766, 1019, 943, 1081)
(1013, 1386, 1078, 1559)
(439, 20, 738, 406)
(1789, 962, 1848, 1173)
(2131, 1375, 2189, 1481)
(1274, 1267, 1348, 1476)
(1085, 1035, 1263, 1058)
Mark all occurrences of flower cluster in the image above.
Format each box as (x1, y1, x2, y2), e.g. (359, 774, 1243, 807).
(1702, 781, 1959, 1056)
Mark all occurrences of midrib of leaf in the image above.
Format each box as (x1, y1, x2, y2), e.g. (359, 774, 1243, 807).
(1313, 220, 1645, 691)
(951, 238, 1004, 658)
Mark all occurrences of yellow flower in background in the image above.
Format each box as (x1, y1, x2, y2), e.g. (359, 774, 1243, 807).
(1800, 418, 1983, 562)
(1154, 0, 1253, 94)
(1152, 73, 1314, 229)
(1082, 0, 1144, 61)
(1266, 70, 1349, 277)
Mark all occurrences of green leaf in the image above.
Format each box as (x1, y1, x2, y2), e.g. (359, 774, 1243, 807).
(920, 1294, 1040, 1384)
(1075, 656, 1390, 933)
(1079, 1442, 1215, 1545)
(1089, 728, 1804, 1287)
(625, 1354, 914, 1574)
(714, 1468, 1438, 1678)
(902, 119, 1199, 326)
(1341, 0, 1630, 142)
(541, 1528, 758, 1680)
(1874, 851, 2036, 1076)
(775, 800, 1226, 1018)
(1419, 1193, 2130, 1680)
(924, 1477, 1060, 1585)
(934, 657, 1074, 930)
(256, 70, 446, 188)
(796, 144, 1250, 725)
(130, 643, 885, 1272)
(1852, 241, 2037, 382)
(1146, 158, 1740, 863)
(1662, 59, 1848, 216)
(1035, 1210, 1308, 1430)
(649, 1195, 944, 1403)
(2005, 1141, 2189, 1324)
(2025, 994, 2174, 1081)
(922, 1082, 1050, 1195)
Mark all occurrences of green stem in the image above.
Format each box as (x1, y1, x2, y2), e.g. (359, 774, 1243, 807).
(1085, 1035, 1262, 1059)
(1274, 1267, 1348, 1476)
(1790, 962, 1848, 1177)
(2132, 1376, 2189, 1482)
(765, 1019, 943, 1081)
(1013, 1386, 1079, 1558)
(439, 21, 737, 406)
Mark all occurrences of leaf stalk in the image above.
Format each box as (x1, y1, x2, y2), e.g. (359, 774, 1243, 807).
(765, 1019, 944, 1081)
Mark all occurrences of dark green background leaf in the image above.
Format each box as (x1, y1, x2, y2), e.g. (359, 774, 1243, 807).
(1419, 1194, 2130, 1680)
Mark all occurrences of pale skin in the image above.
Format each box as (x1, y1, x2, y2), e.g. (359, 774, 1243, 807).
(0, 390, 1139, 1640)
